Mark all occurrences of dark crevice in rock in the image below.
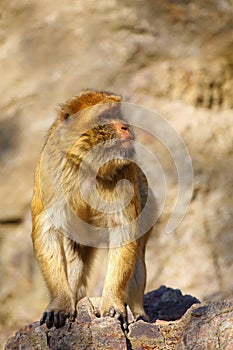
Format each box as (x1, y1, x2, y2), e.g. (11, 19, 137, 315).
(125, 337, 132, 350)
(45, 331, 51, 348)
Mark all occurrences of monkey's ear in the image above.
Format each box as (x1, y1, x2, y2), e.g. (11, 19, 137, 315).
(56, 104, 72, 121)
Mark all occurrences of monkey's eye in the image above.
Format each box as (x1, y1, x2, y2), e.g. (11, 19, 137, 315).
(99, 113, 111, 120)
(114, 110, 122, 119)
(61, 110, 71, 121)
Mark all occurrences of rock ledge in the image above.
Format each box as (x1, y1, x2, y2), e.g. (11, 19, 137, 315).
(5, 287, 233, 349)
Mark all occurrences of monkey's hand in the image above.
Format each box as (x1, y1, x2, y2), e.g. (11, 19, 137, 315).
(95, 298, 128, 331)
(40, 296, 77, 329)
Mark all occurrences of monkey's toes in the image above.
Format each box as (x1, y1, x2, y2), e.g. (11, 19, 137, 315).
(95, 306, 128, 331)
(40, 310, 77, 329)
(109, 306, 128, 331)
(94, 307, 101, 318)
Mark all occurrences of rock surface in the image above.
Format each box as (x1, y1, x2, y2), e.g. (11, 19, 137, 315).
(0, 0, 233, 347)
(5, 288, 233, 350)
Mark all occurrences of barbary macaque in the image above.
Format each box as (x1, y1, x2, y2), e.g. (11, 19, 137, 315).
(31, 89, 156, 329)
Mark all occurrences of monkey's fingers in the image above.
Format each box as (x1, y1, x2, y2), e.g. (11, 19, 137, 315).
(53, 311, 68, 328)
(39, 311, 53, 328)
(46, 312, 54, 329)
(109, 306, 116, 317)
(94, 307, 101, 318)
(94, 306, 128, 331)
(40, 311, 72, 329)
(40, 312, 47, 326)
(68, 310, 77, 322)
(108, 307, 128, 332)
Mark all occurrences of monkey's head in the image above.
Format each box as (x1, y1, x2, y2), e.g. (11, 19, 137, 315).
(55, 90, 135, 177)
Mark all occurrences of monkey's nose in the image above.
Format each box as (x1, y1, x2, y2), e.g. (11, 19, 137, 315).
(114, 121, 131, 140)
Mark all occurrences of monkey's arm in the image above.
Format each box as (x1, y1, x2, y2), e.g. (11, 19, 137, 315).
(32, 216, 76, 328)
(100, 241, 138, 328)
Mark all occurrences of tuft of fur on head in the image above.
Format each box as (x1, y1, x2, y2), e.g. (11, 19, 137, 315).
(57, 89, 122, 121)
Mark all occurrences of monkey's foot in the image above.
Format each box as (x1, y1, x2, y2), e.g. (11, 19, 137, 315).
(130, 307, 149, 322)
(40, 299, 77, 329)
(95, 305, 128, 331)
(40, 310, 77, 329)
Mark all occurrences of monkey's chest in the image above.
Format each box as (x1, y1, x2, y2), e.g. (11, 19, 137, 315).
(47, 199, 132, 247)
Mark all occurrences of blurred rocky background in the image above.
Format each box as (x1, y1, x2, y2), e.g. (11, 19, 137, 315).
(0, 0, 232, 346)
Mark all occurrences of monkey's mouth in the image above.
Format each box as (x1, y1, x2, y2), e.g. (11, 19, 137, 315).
(118, 138, 133, 149)
(113, 138, 135, 159)
(103, 137, 133, 148)
(100, 138, 134, 160)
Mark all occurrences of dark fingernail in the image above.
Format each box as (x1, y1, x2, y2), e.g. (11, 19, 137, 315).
(40, 312, 47, 325)
(109, 306, 115, 317)
(59, 313, 67, 327)
(46, 312, 54, 329)
(54, 313, 60, 328)
(115, 309, 121, 319)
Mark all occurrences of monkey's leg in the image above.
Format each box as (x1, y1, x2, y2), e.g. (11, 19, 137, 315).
(64, 239, 95, 304)
(32, 225, 76, 329)
(100, 242, 138, 328)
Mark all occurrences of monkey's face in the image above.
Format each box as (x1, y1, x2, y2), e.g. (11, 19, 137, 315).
(88, 117, 134, 156)
(63, 105, 135, 175)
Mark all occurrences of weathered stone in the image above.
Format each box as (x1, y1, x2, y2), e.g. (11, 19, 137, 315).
(5, 290, 233, 350)
(176, 300, 233, 350)
(128, 321, 164, 350)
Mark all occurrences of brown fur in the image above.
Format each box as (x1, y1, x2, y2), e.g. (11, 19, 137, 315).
(31, 89, 155, 329)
